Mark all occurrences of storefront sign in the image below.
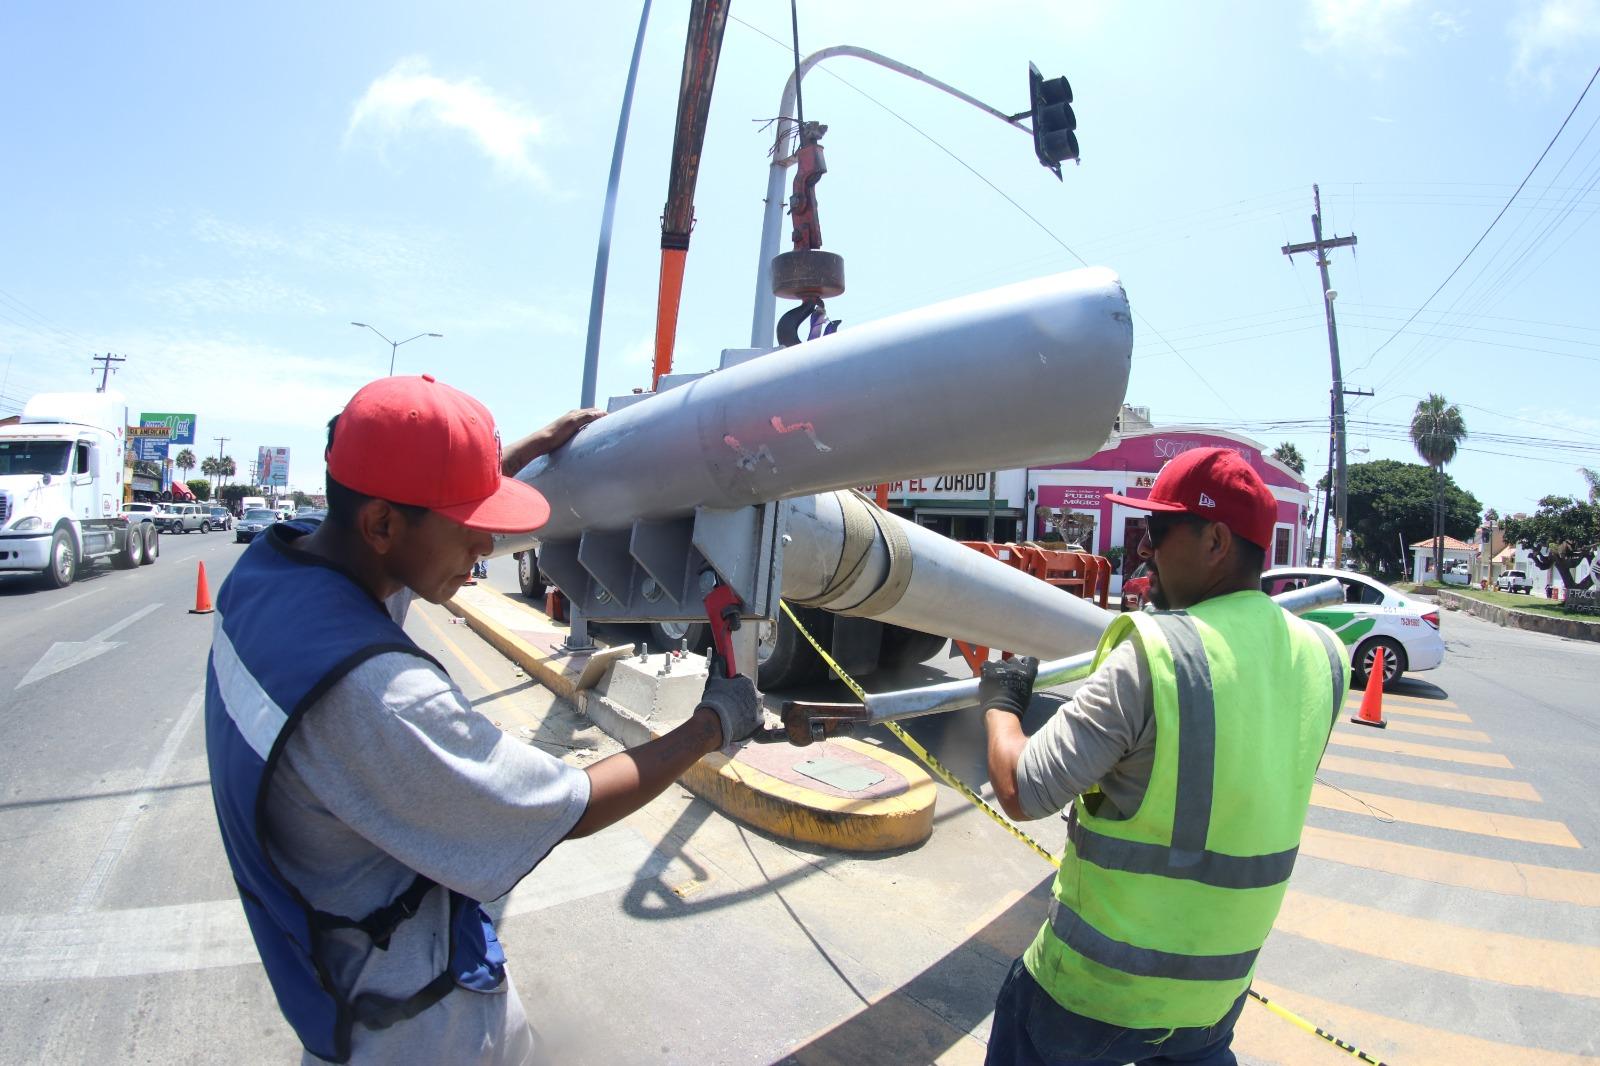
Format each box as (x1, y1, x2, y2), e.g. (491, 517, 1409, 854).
(861, 469, 1026, 502)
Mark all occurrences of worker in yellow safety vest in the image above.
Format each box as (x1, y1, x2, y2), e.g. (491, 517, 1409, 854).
(979, 447, 1348, 1066)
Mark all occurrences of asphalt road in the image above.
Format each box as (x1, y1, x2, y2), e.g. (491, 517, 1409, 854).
(2, 546, 1596, 1064)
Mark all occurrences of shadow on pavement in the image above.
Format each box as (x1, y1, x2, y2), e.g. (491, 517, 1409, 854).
(775, 876, 1053, 1065)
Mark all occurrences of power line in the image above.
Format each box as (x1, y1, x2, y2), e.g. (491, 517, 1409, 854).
(1361, 63, 1600, 373)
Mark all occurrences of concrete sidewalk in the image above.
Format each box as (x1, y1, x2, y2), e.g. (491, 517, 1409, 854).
(443, 583, 937, 853)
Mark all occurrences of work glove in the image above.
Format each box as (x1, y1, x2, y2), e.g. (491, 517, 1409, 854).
(697, 672, 763, 754)
(979, 656, 1039, 718)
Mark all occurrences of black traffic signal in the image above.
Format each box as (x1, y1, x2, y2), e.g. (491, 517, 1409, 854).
(1028, 62, 1078, 179)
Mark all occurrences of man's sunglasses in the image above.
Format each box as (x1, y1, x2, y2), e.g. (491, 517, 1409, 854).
(1142, 512, 1209, 547)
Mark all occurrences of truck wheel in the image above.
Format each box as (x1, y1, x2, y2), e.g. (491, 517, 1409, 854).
(112, 525, 142, 569)
(515, 551, 546, 600)
(43, 528, 77, 588)
(877, 624, 949, 669)
(141, 523, 160, 564)
(1353, 637, 1406, 690)
(756, 607, 833, 690)
(646, 620, 711, 654)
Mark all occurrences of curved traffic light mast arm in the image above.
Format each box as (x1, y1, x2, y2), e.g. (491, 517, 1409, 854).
(749, 45, 1041, 348)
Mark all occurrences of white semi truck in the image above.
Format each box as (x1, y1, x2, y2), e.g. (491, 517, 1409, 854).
(0, 391, 160, 588)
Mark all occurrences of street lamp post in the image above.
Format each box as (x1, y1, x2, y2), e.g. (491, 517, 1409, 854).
(350, 323, 443, 376)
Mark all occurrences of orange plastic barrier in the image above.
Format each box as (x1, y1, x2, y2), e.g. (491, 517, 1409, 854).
(952, 542, 1113, 676)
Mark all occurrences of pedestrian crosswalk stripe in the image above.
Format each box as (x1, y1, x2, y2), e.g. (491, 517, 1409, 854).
(1297, 827, 1600, 907)
(1243, 979, 1596, 1065)
(1317, 754, 1541, 802)
(1310, 784, 1580, 847)
(1274, 891, 1600, 999)
(1328, 731, 1513, 768)
(1352, 719, 1492, 744)
(1344, 700, 1471, 723)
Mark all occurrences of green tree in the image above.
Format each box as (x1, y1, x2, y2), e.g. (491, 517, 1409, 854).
(218, 484, 250, 512)
(220, 456, 236, 484)
(186, 479, 211, 502)
(1326, 460, 1481, 579)
(1410, 394, 1468, 581)
(200, 455, 220, 489)
(174, 448, 196, 481)
(1271, 442, 1306, 476)
(1502, 496, 1599, 592)
(1581, 467, 1599, 504)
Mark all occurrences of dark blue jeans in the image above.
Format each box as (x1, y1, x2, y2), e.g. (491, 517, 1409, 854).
(985, 957, 1247, 1066)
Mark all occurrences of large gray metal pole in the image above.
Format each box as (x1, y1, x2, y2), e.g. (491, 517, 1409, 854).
(522, 269, 1133, 540)
(580, 0, 652, 408)
(860, 579, 1345, 724)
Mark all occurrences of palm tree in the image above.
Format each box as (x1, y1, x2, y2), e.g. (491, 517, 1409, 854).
(220, 456, 236, 486)
(1581, 467, 1599, 504)
(1271, 442, 1306, 476)
(174, 448, 196, 482)
(1410, 394, 1468, 580)
(200, 455, 220, 491)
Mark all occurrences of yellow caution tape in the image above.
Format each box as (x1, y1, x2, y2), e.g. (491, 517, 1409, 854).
(775, 598, 1392, 1066)
(778, 601, 1061, 867)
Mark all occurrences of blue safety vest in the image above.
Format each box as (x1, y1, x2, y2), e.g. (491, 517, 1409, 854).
(204, 521, 506, 1063)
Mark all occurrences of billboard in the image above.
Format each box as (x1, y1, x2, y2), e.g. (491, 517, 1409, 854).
(130, 421, 171, 463)
(139, 412, 196, 446)
(258, 446, 290, 488)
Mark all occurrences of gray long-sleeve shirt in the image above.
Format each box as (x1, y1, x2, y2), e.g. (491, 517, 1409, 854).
(1014, 639, 1157, 821)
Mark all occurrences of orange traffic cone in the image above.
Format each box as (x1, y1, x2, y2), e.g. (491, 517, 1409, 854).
(190, 561, 215, 615)
(1349, 646, 1387, 728)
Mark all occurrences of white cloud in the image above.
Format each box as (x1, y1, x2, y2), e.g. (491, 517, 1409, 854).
(1306, 0, 1421, 55)
(346, 57, 548, 186)
(147, 275, 330, 318)
(1508, 0, 1600, 87)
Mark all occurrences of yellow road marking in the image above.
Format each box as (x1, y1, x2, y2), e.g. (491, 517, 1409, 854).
(1359, 719, 1492, 743)
(1244, 979, 1597, 1065)
(1298, 826, 1600, 907)
(415, 603, 501, 693)
(1344, 701, 1471, 723)
(1275, 891, 1600, 999)
(1328, 731, 1513, 768)
(1317, 754, 1541, 802)
(1311, 784, 1580, 847)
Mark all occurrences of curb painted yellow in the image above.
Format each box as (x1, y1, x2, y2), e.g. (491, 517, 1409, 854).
(445, 585, 937, 853)
(444, 587, 578, 701)
(682, 742, 937, 853)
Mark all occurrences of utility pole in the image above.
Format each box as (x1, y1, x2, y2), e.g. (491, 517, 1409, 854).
(1282, 185, 1357, 567)
(91, 353, 125, 392)
(214, 437, 229, 492)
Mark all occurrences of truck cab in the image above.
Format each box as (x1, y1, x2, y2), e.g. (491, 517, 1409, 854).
(0, 391, 154, 587)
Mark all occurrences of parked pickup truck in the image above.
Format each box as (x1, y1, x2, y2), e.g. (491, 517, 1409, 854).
(156, 502, 214, 534)
(1495, 569, 1533, 594)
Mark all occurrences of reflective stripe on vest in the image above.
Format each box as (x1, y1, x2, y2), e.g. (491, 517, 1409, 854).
(1024, 591, 1348, 1030)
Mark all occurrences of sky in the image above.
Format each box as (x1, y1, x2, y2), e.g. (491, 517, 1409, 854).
(2, 0, 1598, 518)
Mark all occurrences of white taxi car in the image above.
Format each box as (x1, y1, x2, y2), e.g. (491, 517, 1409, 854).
(1261, 567, 1444, 688)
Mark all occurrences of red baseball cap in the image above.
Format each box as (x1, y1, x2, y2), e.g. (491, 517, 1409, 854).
(326, 374, 550, 533)
(1104, 447, 1276, 550)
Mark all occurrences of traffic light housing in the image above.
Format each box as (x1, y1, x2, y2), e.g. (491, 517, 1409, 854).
(1028, 62, 1078, 179)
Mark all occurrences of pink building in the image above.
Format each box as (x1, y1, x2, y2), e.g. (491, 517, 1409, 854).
(1028, 429, 1311, 586)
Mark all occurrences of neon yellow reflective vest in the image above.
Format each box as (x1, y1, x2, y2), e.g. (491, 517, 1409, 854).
(1024, 589, 1349, 1030)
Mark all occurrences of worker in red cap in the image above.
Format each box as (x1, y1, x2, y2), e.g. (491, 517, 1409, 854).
(979, 446, 1349, 1066)
(204, 375, 763, 1065)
